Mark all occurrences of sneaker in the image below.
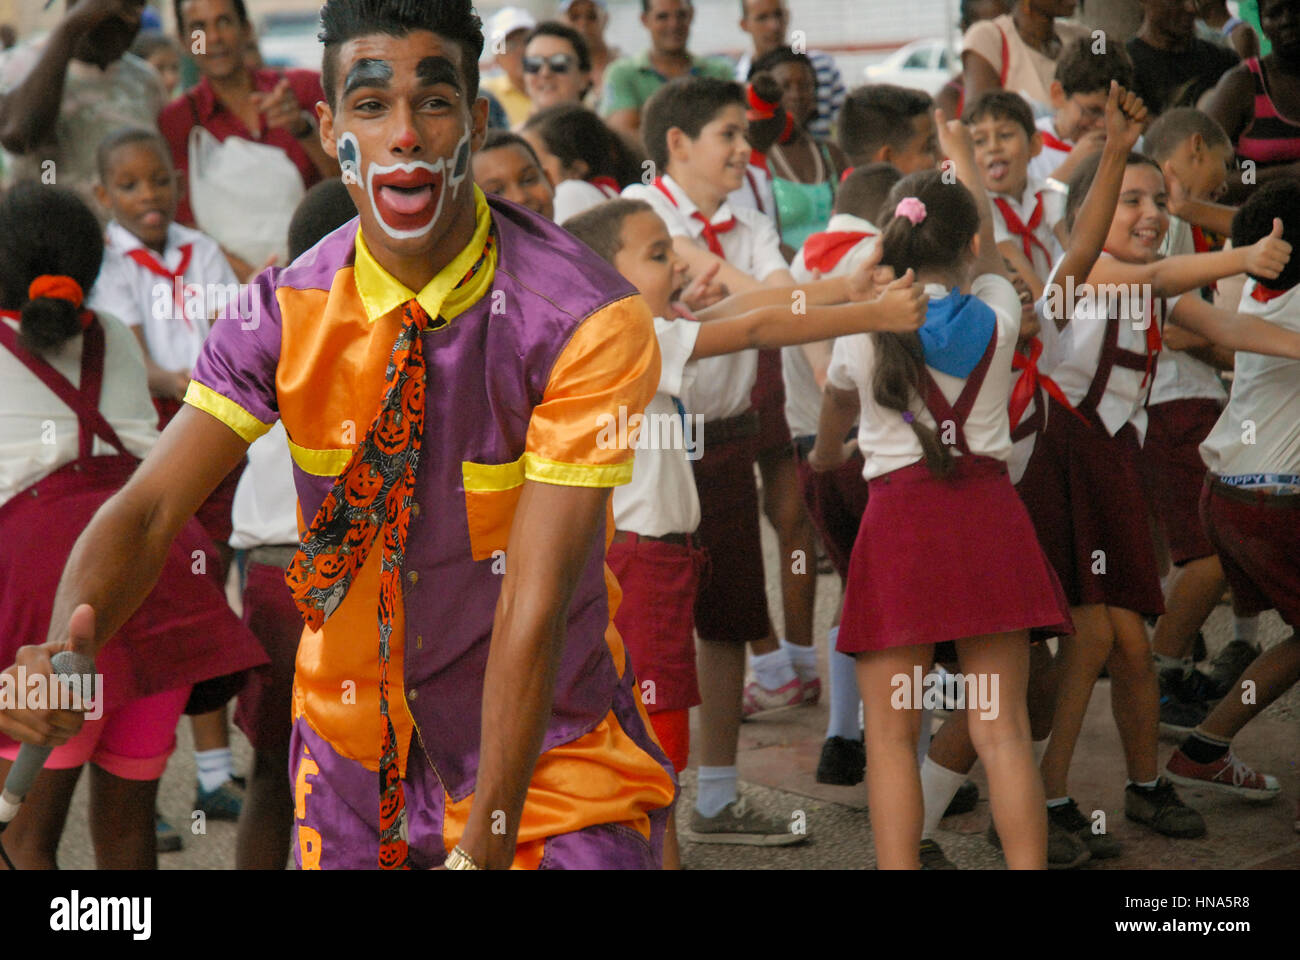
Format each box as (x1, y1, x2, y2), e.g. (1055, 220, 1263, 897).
(195, 778, 244, 822)
(155, 812, 183, 853)
(742, 676, 804, 718)
(1048, 798, 1122, 860)
(1206, 641, 1261, 701)
(1165, 747, 1280, 802)
(1192, 630, 1207, 664)
(815, 735, 865, 786)
(1124, 778, 1206, 838)
(1158, 694, 1209, 734)
(1159, 665, 1220, 706)
(687, 795, 808, 846)
(986, 815, 1091, 869)
(919, 838, 957, 869)
(800, 676, 822, 705)
(943, 780, 979, 817)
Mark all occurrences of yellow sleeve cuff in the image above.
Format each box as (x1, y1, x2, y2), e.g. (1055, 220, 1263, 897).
(183, 381, 274, 443)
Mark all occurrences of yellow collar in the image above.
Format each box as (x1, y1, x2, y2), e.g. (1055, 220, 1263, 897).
(353, 185, 496, 324)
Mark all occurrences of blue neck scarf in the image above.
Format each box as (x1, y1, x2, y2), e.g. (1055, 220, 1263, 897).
(917, 289, 997, 379)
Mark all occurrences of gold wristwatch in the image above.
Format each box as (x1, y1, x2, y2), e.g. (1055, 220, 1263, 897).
(444, 845, 482, 870)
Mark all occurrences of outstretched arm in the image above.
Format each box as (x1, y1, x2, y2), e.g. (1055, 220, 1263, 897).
(1168, 293, 1300, 360)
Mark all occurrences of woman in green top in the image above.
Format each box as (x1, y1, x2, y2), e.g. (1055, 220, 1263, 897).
(749, 47, 848, 251)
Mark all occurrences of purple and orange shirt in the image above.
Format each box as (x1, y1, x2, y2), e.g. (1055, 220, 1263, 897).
(185, 187, 673, 862)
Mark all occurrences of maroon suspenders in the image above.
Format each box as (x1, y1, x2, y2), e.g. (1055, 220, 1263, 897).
(919, 327, 999, 456)
(1072, 305, 1163, 428)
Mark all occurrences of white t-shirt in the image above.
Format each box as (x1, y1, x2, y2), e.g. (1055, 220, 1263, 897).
(623, 174, 788, 421)
(785, 214, 881, 438)
(1027, 114, 1072, 186)
(611, 315, 702, 537)
(553, 179, 619, 225)
(991, 177, 1066, 281)
(1149, 217, 1230, 406)
(87, 221, 239, 373)
(726, 163, 778, 226)
(0, 312, 158, 507)
(1048, 253, 1180, 442)
(827, 274, 1023, 481)
(1200, 281, 1300, 478)
(1009, 257, 1066, 484)
(229, 421, 300, 549)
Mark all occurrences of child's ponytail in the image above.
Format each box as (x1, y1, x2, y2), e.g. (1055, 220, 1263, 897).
(871, 170, 980, 478)
(20, 278, 86, 355)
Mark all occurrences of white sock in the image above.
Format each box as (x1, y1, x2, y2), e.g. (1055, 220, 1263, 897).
(195, 747, 234, 793)
(1046, 796, 1072, 808)
(781, 637, 818, 682)
(920, 756, 968, 839)
(1154, 652, 1193, 677)
(1234, 615, 1260, 648)
(751, 646, 797, 689)
(915, 706, 933, 767)
(696, 765, 738, 817)
(1128, 777, 1160, 790)
(1032, 737, 1050, 767)
(825, 640, 862, 741)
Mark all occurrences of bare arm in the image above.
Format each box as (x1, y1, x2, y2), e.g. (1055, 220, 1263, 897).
(130, 326, 189, 401)
(605, 108, 641, 138)
(456, 481, 611, 869)
(1166, 196, 1237, 238)
(1168, 293, 1300, 360)
(934, 108, 1005, 281)
(961, 49, 1002, 102)
(808, 384, 861, 472)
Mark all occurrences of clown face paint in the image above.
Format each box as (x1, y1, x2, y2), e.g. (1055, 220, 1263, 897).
(362, 127, 472, 240)
(338, 131, 361, 185)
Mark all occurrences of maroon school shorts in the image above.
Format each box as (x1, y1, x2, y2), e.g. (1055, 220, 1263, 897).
(234, 555, 303, 751)
(794, 441, 870, 583)
(1142, 398, 1222, 565)
(1200, 478, 1300, 630)
(691, 430, 773, 644)
(1016, 399, 1166, 617)
(752, 349, 793, 457)
(607, 533, 707, 713)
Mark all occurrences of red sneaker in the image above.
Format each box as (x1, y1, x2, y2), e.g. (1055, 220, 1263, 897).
(1165, 747, 1280, 801)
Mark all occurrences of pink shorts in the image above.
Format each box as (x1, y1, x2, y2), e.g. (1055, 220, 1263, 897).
(0, 684, 191, 781)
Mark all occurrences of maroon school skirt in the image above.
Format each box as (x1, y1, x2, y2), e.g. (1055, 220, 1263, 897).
(1200, 479, 1300, 629)
(1141, 398, 1221, 565)
(1016, 399, 1166, 617)
(794, 445, 870, 583)
(751, 349, 793, 456)
(234, 557, 303, 751)
(0, 455, 267, 713)
(837, 456, 1072, 653)
(607, 535, 708, 713)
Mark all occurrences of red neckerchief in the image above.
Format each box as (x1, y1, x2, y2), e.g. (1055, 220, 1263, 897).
(1039, 127, 1073, 153)
(1008, 336, 1088, 430)
(801, 230, 875, 274)
(1100, 248, 1165, 384)
(994, 193, 1050, 270)
(1190, 225, 1219, 294)
(126, 243, 195, 331)
(653, 177, 736, 259)
(589, 175, 620, 196)
(1251, 281, 1290, 302)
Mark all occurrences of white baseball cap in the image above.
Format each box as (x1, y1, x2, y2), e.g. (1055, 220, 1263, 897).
(489, 7, 538, 48)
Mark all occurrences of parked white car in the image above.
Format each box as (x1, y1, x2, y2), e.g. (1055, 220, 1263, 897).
(863, 38, 959, 95)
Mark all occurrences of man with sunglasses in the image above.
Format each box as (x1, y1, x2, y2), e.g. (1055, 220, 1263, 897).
(481, 6, 536, 128)
(601, 0, 733, 138)
(522, 22, 592, 116)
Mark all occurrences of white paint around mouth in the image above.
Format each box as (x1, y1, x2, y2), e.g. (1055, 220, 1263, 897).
(363, 128, 473, 240)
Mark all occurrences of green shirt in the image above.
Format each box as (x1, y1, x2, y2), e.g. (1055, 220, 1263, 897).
(600, 50, 736, 117)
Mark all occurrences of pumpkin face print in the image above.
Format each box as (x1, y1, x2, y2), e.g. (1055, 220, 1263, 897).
(344, 461, 384, 508)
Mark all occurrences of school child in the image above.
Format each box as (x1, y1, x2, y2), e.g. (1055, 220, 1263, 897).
(726, 75, 785, 223)
(837, 84, 940, 174)
(1017, 144, 1300, 857)
(130, 31, 183, 99)
(521, 103, 639, 222)
(1165, 180, 1300, 822)
(621, 75, 823, 839)
(471, 129, 556, 221)
(1027, 37, 1135, 187)
(810, 116, 1070, 870)
(0, 184, 265, 869)
(85, 125, 252, 824)
(1139, 108, 1263, 729)
(563, 197, 925, 859)
(967, 90, 1066, 297)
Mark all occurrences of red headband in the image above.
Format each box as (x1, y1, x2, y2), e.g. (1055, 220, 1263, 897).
(746, 84, 778, 119)
(29, 275, 84, 309)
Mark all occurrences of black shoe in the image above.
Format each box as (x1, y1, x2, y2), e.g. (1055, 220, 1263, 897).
(919, 838, 957, 869)
(155, 811, 183, 853)
(815, 735, 865, 785)
(1048, 797, 1122, 859)
(1125, 777, 1206, 838)
(943, 780, 979, 817)
(1191, 630, 1207, 664)
(1206, 641, 1260, 701)
(1158, 693, 1209, 734)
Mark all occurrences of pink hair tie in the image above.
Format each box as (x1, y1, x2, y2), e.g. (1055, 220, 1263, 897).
(895, 197, 927, 225)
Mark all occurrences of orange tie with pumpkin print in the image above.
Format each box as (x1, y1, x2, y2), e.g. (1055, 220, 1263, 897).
(286, 237, 492, 870)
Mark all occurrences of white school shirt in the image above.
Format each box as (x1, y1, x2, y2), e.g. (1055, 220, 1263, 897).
(611, 315, 703, 537)
(623, 174, 788, 421)
(228, 421, 300, 549)
(87, 220, 239, 373)
(726, 163, 778, 226)
(785, 214, 882, 438)
(1008, 256, 1067, 484)
(553, 179, 619, 225)
(1027, 115, 1073, 186)
(826, 274, 1023, 481)
(1149, 217, 1230, 406)
(0, 311, 158, 507)
(991, 177, 1065, 281)
(1200, 281, 1300, 478)
(1048, 253, 1181, 443)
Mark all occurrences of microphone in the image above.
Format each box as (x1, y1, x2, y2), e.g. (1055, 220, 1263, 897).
(0, 651, 96, 830)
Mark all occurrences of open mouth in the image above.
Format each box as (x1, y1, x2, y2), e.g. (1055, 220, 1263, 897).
(138, 210, 167, 228)
(986, 161, 1009, 181)
(1132, 226, 1160, 245)
(370, 167, 444, 232)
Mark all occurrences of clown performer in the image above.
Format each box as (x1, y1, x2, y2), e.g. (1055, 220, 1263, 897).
(0, 0, 676, 870)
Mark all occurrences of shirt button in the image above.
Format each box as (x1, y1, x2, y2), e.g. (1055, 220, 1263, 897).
(407, 570, 419, 584)
(411, 503, 421, 517)
(407, 688, 418, 701)
(416, 634, 423, 649)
